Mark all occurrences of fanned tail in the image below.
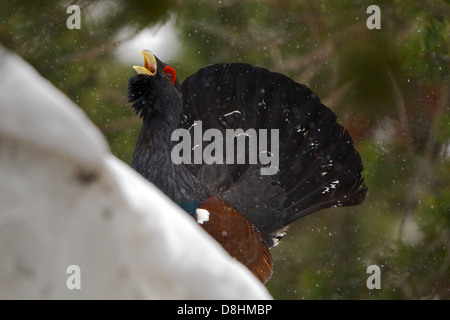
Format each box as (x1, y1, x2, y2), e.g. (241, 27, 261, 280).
(180, 63, 367, 246)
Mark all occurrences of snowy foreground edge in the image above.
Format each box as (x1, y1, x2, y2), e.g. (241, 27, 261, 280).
(0, 46, 271, 299)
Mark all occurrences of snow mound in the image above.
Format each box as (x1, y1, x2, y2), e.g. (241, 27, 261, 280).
(0, 46, 271, 299)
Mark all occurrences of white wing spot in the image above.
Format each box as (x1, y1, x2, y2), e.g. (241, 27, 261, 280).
(195, 208, 210, 224)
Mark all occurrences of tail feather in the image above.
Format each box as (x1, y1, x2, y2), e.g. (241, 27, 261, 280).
(180, 63, 367, 245)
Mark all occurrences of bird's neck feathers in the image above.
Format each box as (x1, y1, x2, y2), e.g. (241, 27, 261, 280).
(131, 103, 208, 205)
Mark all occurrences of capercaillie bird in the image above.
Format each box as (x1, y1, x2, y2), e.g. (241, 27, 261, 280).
(128, 50, 367, 283)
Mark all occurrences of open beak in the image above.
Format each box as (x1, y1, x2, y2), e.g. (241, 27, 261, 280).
(133, 50, 157, 76)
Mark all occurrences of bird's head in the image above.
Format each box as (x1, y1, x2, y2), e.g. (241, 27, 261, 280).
(128, 50, 181, 122)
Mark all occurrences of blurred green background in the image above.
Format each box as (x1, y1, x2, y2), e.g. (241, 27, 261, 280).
(1, 0, 449, 299)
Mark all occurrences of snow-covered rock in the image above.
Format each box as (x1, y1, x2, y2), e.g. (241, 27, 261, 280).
(0, 46, 271, 299)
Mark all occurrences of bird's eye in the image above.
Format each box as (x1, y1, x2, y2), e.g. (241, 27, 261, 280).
(163, 66, 177, 85)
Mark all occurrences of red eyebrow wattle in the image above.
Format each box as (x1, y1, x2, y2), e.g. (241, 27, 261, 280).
(163, 66, 177, 85)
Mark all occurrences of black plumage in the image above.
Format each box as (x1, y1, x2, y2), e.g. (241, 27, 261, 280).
(180, 63, 367, 246)
(128, 60, 209, 205)
(128, 51, 367, 282)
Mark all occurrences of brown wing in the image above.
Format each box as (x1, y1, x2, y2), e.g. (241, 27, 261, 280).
(197, 196, 273, 283)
